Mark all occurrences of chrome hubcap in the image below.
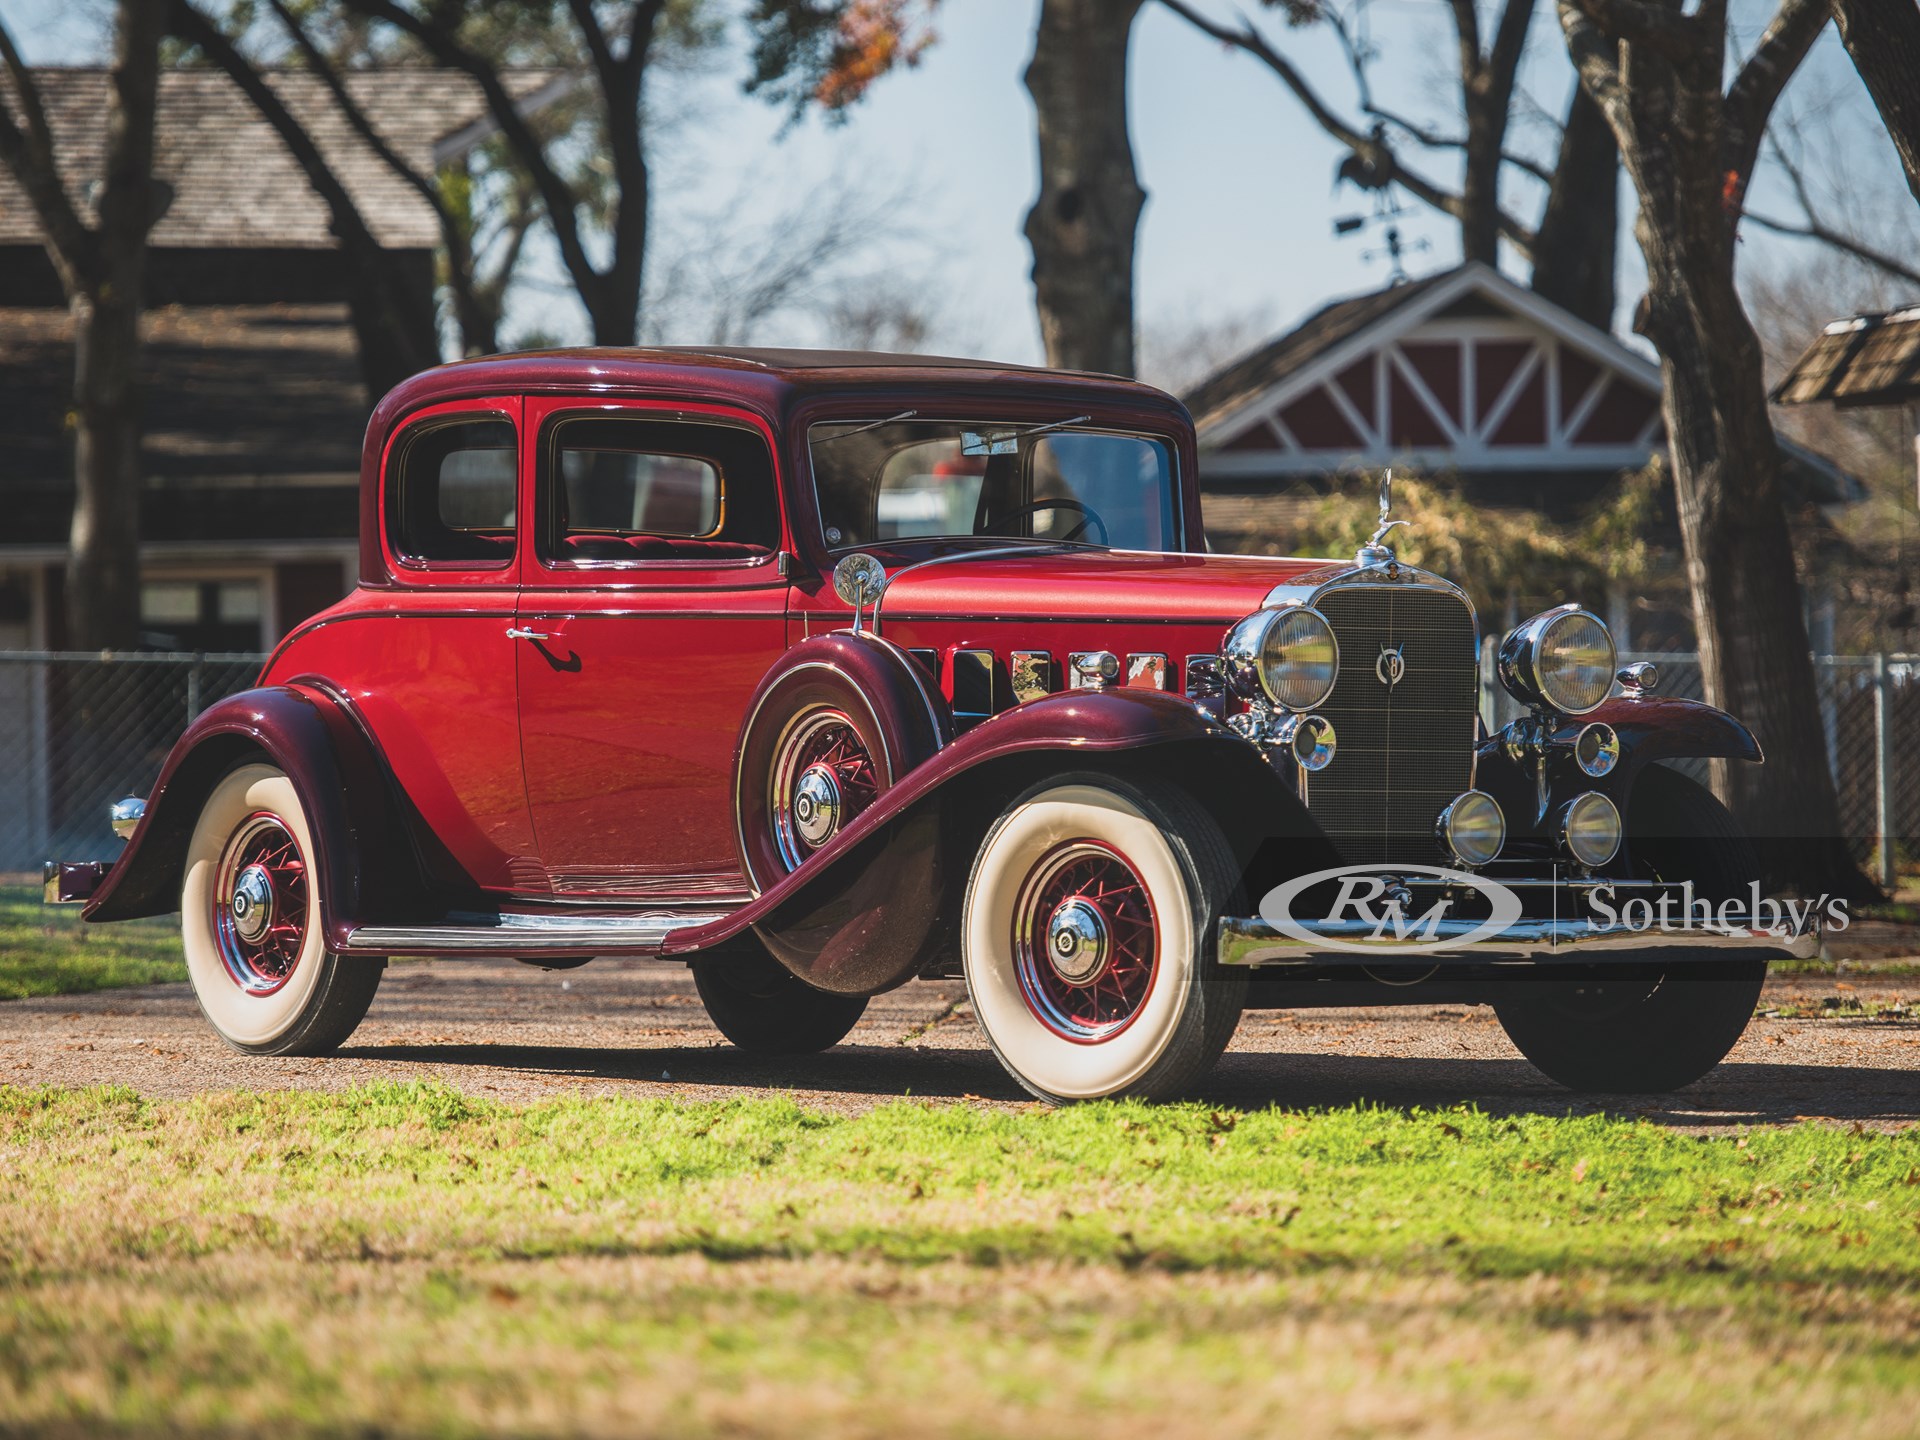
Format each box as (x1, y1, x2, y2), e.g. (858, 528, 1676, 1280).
(230, 864, 274, 944)
(1044, 898, 1109, 985)
(792, 764, 842, 848)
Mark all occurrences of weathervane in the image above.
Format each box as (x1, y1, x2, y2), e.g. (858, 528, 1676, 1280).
(1358, 468, 1409, 568)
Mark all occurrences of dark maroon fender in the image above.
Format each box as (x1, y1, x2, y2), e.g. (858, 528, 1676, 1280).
(84, 684, 451, 949)
(1473, 695, 1761, 839)
(672, 685, 1315, 993)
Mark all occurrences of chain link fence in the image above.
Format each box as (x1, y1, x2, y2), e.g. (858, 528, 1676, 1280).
(1, 646, 1913, 885)
(0, 651, 265, 874)
(1481, 644, 1918, 886)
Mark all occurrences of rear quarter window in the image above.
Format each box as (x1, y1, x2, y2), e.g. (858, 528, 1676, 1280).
(387, 418, 517, 567)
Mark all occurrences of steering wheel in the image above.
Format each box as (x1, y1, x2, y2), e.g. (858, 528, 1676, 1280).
(981, 496, 1110, 546)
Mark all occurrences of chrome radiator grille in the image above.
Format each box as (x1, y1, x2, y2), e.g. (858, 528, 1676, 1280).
(1306, 583, 1479, 865)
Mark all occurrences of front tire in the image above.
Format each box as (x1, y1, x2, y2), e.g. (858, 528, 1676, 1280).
(962, 773, 1246, 1103)
(690, 942, 868, 1053)
(1493, 768, 1766, 1093)
(181, 762, 383, 1056)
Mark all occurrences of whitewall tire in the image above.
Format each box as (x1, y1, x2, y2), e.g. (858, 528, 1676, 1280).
(962, 774, 1246, 1102)
(180, 762, 383, 1055)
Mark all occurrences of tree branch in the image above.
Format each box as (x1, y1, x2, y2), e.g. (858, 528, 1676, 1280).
(1743, 208, 1920, 288)
(1158, 0, 1538, 253)
(262, 0, 492, 351)
(1723, 0, 1829, 199)
(338, 0, 605, 311)
(0, 18, 99, 285)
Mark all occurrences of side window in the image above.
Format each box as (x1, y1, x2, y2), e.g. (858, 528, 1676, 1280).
(543, 415, 778, 564)
(387, 417, 517, 567)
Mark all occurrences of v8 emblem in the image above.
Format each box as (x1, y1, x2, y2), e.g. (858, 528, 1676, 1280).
(1376, 644, 1406, 687)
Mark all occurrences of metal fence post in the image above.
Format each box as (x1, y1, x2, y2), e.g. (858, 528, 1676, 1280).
(186, 654, 203, 723)
(1875, 652, 1897, 892)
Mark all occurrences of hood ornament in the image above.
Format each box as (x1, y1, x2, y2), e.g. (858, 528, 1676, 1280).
(1357, 468, 1409, 569)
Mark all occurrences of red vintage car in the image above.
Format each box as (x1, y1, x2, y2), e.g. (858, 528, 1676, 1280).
(49, 348, 1817, 1101)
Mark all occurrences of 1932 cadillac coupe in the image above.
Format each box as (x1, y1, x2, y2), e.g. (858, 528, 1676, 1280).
(48, 348, 1819, 1101)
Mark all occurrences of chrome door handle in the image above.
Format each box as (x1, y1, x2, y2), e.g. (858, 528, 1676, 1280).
(506, 627, 550, 641)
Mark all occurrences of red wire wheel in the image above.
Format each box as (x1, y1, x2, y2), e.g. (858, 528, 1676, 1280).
(767, 707, 880, 873)
(1011, 840, 1160, 1043)
(209, 810, 310, 996)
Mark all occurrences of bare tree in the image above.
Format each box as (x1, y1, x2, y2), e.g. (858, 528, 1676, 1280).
(0, 0, 164, 650)
(1831, 0, 1920, 208)
(1157, 0, 1621, 327)
(1022, 0, 1147, 375)
(168, 1, 440, 395)
(1560, 0, 1863, 893)
(337, 0, 669, 347)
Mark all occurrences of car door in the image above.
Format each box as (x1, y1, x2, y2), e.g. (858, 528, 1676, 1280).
(336, 395, 540, 892)
(513, 397, 790, 901)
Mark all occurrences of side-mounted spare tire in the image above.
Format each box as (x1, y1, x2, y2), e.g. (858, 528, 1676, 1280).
(720, 631, 955, 999)
(733, 631, 951, 893)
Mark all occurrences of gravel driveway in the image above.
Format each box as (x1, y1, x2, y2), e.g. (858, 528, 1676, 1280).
(4, 959, 1917, 1127)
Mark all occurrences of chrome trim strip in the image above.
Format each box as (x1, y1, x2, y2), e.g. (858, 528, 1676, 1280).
(343, 910, 711, 954)
(1217, 912, 1821, 968)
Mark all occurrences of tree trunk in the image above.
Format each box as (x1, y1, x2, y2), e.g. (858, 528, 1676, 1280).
(1022, 0, 1146, 377)
(1559, 0, 1861, 896)
(1638, 260, 1853, 890)
(1832, 0, 1920, 206)
(1458, 92, 1505, 265)
(64, 0, 164, 652)
(1530, 86, 1618, 329)
(66, 287, 145, 651)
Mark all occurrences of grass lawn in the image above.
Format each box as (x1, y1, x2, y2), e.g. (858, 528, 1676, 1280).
(1, 1083, 1917, 1438)
(0, 884, 183, 1000)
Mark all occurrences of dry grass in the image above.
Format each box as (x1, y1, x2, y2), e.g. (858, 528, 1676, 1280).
(1, 1083, 1917, 1438)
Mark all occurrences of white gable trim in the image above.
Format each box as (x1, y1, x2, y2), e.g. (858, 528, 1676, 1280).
(1200, 261, 1660, 451)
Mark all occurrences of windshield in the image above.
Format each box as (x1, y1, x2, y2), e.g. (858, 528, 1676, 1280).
(809, 418, 1179, 552)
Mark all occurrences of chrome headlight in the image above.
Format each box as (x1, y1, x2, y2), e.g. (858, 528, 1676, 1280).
(1553, 791, 1623, 868)
(1498, 606, 1615, 715)
(1437, 789, 1505, 867)
(1220, 606, 1338, 712)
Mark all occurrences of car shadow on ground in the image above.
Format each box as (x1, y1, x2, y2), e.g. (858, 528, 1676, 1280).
(336, 1039, 1920, 1125)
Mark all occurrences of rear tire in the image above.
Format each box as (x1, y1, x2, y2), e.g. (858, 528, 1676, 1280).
(691, 942, 868, 1054)
(181, 762, 383, 1056)
(962, 773, 1246, 1103)
(1493, 768, 1766, 1093)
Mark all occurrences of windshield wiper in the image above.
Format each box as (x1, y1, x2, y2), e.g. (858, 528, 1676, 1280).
(815, 409, 917, 443)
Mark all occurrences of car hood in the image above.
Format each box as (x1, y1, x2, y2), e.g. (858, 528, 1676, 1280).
(874, 549, 1338, 624)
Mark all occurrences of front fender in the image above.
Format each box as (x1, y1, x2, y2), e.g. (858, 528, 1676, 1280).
(1473, 695, 1761, 837)
(669, 687, 1325, 990)
(84, 684, 435, 949)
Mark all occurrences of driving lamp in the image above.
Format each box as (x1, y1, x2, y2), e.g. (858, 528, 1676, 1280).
(1436, 789, 1505, 867)
(1220, 605, 1339, 712)
(1553, 791, 1623, 868)
(1573, 722, 1621, 778)
(1498, 606, 1616, 715)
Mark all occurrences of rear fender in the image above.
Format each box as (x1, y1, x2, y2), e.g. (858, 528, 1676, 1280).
(670, 687, 1330, 992)
(84, 684, 447, 948)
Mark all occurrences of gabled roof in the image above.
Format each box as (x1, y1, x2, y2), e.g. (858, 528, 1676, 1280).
(1773, 306, 1920, 408)
(1184, 260, 1863, 503)
(0, 66, 560, 251)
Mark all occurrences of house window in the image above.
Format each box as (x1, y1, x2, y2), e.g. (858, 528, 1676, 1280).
(139, 579, 264, 652)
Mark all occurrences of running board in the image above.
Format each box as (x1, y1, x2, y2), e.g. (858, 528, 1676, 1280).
(341, 909, 717, 957)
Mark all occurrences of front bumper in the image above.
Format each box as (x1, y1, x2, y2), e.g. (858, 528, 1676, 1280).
(1219, 905, 1822, 968)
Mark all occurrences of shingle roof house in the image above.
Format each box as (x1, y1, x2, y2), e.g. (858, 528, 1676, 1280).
(0, 65, 558, 655)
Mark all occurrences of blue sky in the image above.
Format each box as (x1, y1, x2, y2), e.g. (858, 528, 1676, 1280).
(5, 0, 1913, 371)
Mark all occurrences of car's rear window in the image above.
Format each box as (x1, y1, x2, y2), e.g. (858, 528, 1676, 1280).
(387, 418, 517, 568)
